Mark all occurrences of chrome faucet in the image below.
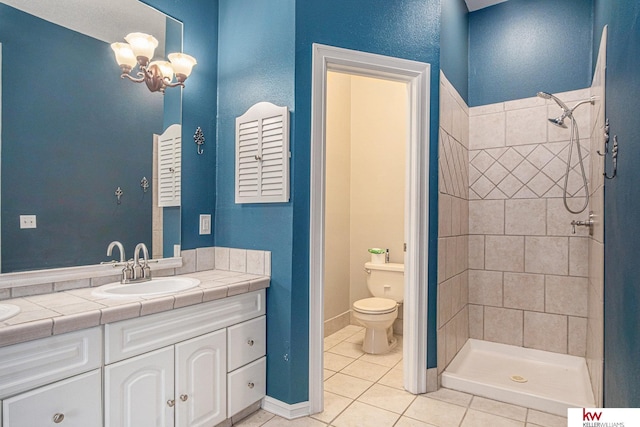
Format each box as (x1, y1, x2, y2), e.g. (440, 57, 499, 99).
(132, 242, 151, 282)
(106, 241, 125, 262)
(104, 241, 133, 283)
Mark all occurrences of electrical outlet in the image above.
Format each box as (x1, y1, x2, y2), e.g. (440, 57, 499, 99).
(199, 214, 211, 235)
(20, 215, 37, 229)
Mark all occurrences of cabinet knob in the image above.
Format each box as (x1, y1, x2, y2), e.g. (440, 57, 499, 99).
(53, 413, 65, 423)
(247, 339, 254, 346)
(180, 394, 189, 402)
(248, 382, 255, 389)
(167, 399, 175, 407)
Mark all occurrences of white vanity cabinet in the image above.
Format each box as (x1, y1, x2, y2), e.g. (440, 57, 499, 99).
(0, 328, 103, 427)
(2, 370, 102, 427)
(104, 290, 266, 427)
(226, 316, 266, 417)
(105, 330, 227, 427)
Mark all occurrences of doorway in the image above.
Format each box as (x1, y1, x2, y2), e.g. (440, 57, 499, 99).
(309, 44, 431, 414)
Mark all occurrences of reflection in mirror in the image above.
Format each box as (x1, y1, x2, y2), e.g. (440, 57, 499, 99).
(0, 0, 182, 273)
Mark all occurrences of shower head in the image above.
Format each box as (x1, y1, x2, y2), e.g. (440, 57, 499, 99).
(537, 91, 570, 112)
(548, 116, 568, 128)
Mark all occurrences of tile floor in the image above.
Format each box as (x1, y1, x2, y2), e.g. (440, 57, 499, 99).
(235, 325, 569, 427)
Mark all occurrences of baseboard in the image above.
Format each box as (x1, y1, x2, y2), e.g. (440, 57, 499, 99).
(262, 396, 310, 420)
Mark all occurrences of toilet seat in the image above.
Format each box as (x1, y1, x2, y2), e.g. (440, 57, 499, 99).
(353, 297, 397, 315)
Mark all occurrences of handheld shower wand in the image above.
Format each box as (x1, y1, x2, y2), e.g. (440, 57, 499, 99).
(536, 91, 595, 214)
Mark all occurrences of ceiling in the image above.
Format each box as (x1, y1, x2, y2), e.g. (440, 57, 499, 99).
(465, 0, 509, 12)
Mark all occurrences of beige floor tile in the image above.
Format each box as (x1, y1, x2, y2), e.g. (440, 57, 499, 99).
(324, 335, 343, 350)
(326, 325, 363, 342)
(377, 366, 404, 390)
(340, 360, 391, 382)
(404, 396, 467, 427)
(326, 341, 366, 359)
(324, 372, 373, 399)
(526, 410, 567, 427)
(234, 409, 276, 426)
(323, 352, 355, 372)
(357, 383, 416, 414)
(394, 416, 438, 427)
(323, 369, 336, 381)
(425, 387, 473, 407)
(359, 350, 402, 367)
(332, 401, 399, 427)
(262, 416, 327, 426)
(344, 330, 365, 344)
(470, 396, 527, 421)
(310, 391, 352, 424)
(461, 409, 524, 426)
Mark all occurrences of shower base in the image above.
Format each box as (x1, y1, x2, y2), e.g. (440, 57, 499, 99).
(441, 339, 595, 416)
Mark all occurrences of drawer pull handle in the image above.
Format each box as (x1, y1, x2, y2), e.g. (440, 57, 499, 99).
(53, 413, 65, 423)
(167, 399, 175, 407)
(248, 382, 255, 389)
(180, 394, 189, 402)
(247, 339, 255, 346)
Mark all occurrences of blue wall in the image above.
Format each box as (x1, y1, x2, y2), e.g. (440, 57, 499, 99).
(469, 0, 594, 106)
(0, 5, 162, 272)
(294, 0, 443, 378)
(594, 0, 640, 408)
(142, 0, 218, 251)
(215, 0, 297, 404)
(441, 0, 469, 102)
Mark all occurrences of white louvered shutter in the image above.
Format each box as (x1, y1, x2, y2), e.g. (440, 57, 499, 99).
(235, 102, 290, 203)
(158, 124, 181, 207)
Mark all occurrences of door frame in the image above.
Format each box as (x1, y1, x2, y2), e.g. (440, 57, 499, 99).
(309, 43, 430, 413)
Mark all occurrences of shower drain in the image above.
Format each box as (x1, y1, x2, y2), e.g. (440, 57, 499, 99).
(510, 375, 528, 383)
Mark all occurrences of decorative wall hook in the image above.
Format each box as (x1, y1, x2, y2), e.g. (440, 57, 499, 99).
(115, 187, 124, 204)
(604, 135, 618, 180)
(194, 127, 205, 155)
(140, 177, 149, 193)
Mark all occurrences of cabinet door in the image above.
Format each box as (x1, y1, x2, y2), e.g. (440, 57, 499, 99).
(175, 330, 227, 427)
(2, 369, 101, 427)
(105, 347, 175, 427)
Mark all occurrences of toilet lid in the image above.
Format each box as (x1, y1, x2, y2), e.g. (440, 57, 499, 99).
(353, 297, 397, 314)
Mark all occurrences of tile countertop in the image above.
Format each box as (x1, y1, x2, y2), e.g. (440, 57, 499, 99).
(0, 269, 270, 348)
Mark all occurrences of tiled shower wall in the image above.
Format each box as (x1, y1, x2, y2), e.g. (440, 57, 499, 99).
(586, 28, 607, 407)
(437, 72, 470, 375)
(467, 88, 593, 356)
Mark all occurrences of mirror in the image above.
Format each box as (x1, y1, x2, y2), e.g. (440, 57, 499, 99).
(0, 0, 182, 273)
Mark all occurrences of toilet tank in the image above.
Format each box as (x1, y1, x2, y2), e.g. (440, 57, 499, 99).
(364, 262, 404, 302)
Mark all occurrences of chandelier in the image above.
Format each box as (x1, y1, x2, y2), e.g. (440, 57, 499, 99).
(111, 32, 197, 93)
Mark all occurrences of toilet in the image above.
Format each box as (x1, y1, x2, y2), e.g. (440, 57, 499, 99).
(352, 261, 404, 354)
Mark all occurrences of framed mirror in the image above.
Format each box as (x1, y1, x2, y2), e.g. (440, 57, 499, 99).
(0, 0, 182, 273)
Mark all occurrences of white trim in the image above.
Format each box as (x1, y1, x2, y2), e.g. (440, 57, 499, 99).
(309, 43, 430, 413)
(261, 396, 310, 420)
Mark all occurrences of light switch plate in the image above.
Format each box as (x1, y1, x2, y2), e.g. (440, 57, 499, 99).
(199, 214, 211, 235)
(20, 215, 37, 229)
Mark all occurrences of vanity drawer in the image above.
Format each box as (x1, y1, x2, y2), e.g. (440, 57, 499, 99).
(3, 369, 102, 427)
(105, 290, 265, 364)
(227, 357, 266, 417)
(227, 315, 265, 371)
(0, 327, 102, 399)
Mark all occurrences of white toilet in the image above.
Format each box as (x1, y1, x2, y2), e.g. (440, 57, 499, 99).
(352, 262, 404, 354)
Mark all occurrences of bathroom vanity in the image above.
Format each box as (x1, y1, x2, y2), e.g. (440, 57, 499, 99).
(0, 265, 269, 427)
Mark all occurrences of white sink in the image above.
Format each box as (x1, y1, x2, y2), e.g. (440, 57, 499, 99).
(92, 277, 201, 298)
(0, 303, 21, 322)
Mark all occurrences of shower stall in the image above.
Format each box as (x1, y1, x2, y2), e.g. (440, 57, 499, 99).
(436, 30, 607, 415)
